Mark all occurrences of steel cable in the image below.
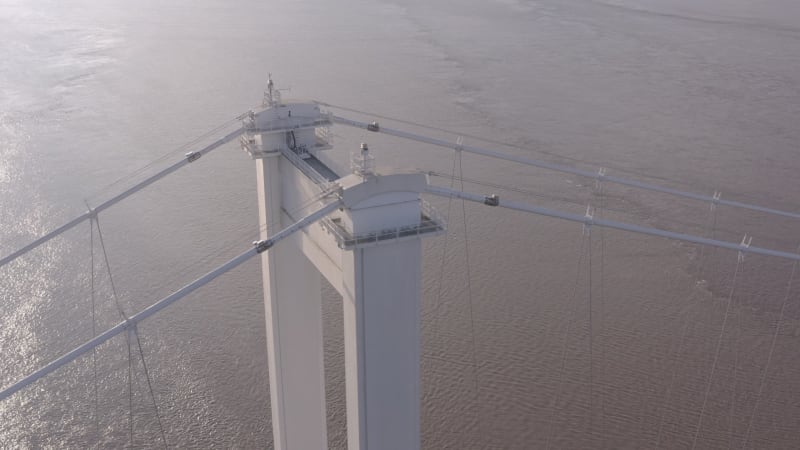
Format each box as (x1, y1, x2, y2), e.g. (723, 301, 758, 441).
(691, 256, 744, 449)
(133, 326, 169, 449)
(544, 233, 589, 450)
(89, 219, 100, 439)
(741, 254, 799, 449)
(458, 151, 483, 443)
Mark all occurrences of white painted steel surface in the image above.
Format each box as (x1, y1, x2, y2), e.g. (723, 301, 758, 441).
(252, 105, 430, 448)
(340, 206, 423, 450)
(256, 152, 329, 450)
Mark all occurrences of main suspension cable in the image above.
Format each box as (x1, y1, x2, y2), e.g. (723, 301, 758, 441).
(0, 199, 343, 402)
(0, 125, 244, 269)
(335, 114, 800, 221)
(425, 186, 800, 263)
(88, 116, 242, 203)
(315, 101, 669, 183)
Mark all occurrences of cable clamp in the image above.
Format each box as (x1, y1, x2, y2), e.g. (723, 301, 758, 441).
(254, 239, 274, 253)
(595, 168, 607, 191)
(84, 201, 98, 219)
(322, 183, 343, 199)
(366, 121, 380, 132)
(738, 234, 752, 262)
(455, 136, 464, 153)
(583, 205, 595, 235)
(484, 194, 499, 206)
(711, 191, 722, 212)
(185, 151, 202, 163)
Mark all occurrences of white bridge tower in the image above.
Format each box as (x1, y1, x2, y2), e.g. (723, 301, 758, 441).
(241, 79, 444, 450)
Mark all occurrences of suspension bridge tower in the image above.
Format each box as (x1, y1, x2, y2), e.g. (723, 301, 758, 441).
(240, 78, 444, 450)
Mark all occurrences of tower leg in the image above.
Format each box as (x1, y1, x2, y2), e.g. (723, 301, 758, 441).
(342, 240, 422, 450)
(257, 157, 328, 450)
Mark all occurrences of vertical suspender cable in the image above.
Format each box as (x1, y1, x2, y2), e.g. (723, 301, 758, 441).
(545, 234, 589, 450)
(654, 320, 692, 449)
(741, 255, 798, 449)
(457, 151, 482, 441)
(94, 216, 127, 320)
(89, 218, 100, 439)
(728, 266, 744, 449)
(699, 196, 720, 281)
(432, 152, 459, 353)
(133, 326, 168, 448)
(93, 213, 134, 444)
(588, 225, 594, 443)
(596, 181, 607, 447)
(127, 329, 134, 446)
(691, 257, 743, 449)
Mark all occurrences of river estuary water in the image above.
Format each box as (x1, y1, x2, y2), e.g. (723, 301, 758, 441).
(2, 0, 800, 448)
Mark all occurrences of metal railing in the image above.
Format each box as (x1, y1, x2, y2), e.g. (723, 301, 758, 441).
(280, 147, 336, 190)
(320, 200, 445, 249)
(246, 116, 332, 134)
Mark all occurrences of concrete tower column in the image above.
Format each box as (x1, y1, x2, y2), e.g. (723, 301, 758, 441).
(256, 154, 328, 450)
(342, 240, 422, 450)
(336, 173, 429, 450)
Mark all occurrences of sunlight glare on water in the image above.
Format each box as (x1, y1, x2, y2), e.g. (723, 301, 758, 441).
(2, 0, 800, 448)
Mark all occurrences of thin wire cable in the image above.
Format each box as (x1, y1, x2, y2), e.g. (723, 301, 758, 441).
(596, 182, 607, 447)
(94, 183, 332, 321)
(87, 117, 241, 203)
(654, 319, 692, 449)
(258, 186, 340, 235)
(133, 326, 168, 449)
(96, 213, 136, 445)
(95, 215, 128, 320)
(727, 264, 744, 449)
(127, 329, 134, 447)
(457, 151, 483, 441)
(426, 170, 744, 238)
(741, 255, 799, 449)
(545, 234, 589, 450)
(588, 226, 594, 444)
(699, 203, 719, 280)
(89, 218, 100, 439)
(427, 170, 610, 211)
(175, 185, 333, 279)
(691, 257, 743, 449)
(431, 152, 459, 355)
(316, 101, 672, 183)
